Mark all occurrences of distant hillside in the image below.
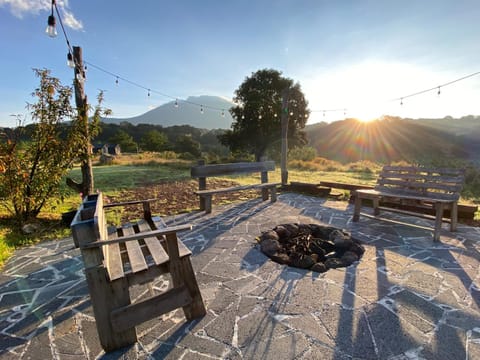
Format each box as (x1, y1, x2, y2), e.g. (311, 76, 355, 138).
(305, 117, 470, 163)
(103, 95, 235, 129)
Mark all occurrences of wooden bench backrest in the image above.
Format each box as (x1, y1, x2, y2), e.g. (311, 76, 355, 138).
(71, 193, 108, 268)
(191, 161, 275, 178)
(375, 166, 465, 201)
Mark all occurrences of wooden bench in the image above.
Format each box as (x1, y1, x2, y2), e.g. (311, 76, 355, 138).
(352, 166, 465, 242)
(70, 193, 206, 352)
(191, 160, 280, 213)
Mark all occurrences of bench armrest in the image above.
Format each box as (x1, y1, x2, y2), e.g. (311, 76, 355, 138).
(80, 224, 193, 249)
(104, 199, 156, 208)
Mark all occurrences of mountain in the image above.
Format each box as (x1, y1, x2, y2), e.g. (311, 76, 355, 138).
(103, 95, 235, 129)
(304, 117, 470, 163)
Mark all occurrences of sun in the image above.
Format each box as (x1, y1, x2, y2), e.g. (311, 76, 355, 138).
(356, 117, 377, 123)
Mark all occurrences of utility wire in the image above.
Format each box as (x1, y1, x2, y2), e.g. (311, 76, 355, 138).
(51, 1, 480, 117)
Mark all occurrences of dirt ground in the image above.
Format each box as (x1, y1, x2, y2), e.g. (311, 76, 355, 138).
(106, 179, 264, 222)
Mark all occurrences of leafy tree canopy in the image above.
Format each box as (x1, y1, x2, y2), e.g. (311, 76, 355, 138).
(140, 130, 168, 152)
(0, 69, 88, 222)
(219, 69, 310, 161)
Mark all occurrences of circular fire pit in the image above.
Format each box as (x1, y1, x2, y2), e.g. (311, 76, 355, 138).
(257, 223, 365, 273)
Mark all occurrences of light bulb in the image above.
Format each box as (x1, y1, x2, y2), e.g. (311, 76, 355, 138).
(67, 52, 75, 68)
(258, 114, 262, 119)
(274, 113, 277, 118)
(76, 73, 85, 84)
(46, 15, 57, 37)
(289, 111, 293, 116)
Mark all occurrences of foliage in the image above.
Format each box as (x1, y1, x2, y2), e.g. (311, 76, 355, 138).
(174, 135, 201, 158)
(109, 129, 138, 152)
(0, 69, 84, 223)
(288, 146, 317, 161)
(140, 130, 168, 152)
(219, 68, 310, 161)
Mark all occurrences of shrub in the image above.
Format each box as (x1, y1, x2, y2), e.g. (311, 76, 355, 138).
(288, 146, 317, 161)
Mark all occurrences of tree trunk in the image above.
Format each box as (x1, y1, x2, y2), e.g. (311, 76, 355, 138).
(66, 46, 94, 196)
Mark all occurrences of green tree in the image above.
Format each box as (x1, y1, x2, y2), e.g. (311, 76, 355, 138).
(140, 130, 168, 152)
(109, 129, 137, 152)
(0, 69, 83, 222)
(219, 69, 310, 161)
(174, 134, 201, 158)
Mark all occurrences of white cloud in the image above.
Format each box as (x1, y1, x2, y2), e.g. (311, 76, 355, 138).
(0, 0, 83, 30)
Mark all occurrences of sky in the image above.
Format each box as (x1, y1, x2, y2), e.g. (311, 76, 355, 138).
(1, 0, 480, 128)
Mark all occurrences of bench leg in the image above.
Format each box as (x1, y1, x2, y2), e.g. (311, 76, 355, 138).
(353, 194, 362, 221)
(262, 187, 269, 201)
(203, 195, 212, 213)
(165, 234, 206, 320)
(450, 202, 458, 232)
(85, 267, 137, 352)
(270, 186, 277, 202)
(433, 202, 444, 242)
(373, 198, 380, 216)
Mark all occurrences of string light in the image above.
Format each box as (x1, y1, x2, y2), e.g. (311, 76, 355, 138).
(45, 0, 57, 37)
(67, 52, 75, 68)
(45, 3, 480, 121)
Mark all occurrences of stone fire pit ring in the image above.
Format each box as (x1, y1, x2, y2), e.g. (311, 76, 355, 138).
(257, 223, 365, 273)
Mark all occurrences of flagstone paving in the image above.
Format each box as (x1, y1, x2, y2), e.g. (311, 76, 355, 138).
(1, 193, 480, 359)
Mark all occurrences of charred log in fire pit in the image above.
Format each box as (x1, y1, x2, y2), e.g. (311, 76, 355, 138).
(257, 223, 365, 273)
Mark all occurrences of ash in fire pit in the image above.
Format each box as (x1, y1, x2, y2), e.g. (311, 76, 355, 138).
(257, 223, 365, 273)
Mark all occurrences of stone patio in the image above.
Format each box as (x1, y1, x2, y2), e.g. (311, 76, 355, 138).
(1, 193, 480, 359)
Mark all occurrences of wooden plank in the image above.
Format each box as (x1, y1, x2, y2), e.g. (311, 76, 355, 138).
(191, 161, 275, 178)
(80, 224, 193, 249)
(106, 226, 125, 281)
(151, 218, 192, 258)
(195, 182, 280, 196)
(377, 178, 462, 193)
(104, 199, 156, 208)
(378, 172, 465, 184)
(318, 181, 374, 191)
(137, 221, 170, 265)
(357, 188, 457, 202)
(121, 225, 148, 273)
(382, 165, 465, 176)
(110, 285, 192, 332)
(376, 206, 452, 223)
(373, 187, 458, 201)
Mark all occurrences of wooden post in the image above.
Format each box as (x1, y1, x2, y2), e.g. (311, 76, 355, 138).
(197, 160, 206, 210)
(280, 88, 289, 186)
(66, 46, 95, 196)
